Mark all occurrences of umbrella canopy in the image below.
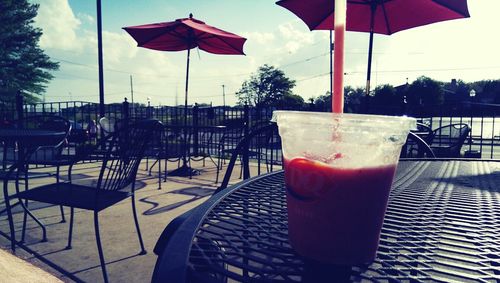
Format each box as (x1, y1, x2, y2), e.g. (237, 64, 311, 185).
(123, 14, 246, 176)
(123, 14, 246, 54)
(277, 0, 470, 96)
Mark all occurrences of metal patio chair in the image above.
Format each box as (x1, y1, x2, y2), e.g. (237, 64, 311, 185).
(8, 119, 162, 283)
(400, 132, 436, 158)
(22, 115, 73, 235)
(1, 115, 72, 247)
(214, 120, 246, 184)
(146, 125, 190, 188)
(413, 122, 434, 144)
(429, 123, 470, 158)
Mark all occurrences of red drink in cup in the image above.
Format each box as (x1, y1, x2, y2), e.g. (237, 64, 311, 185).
(273, 111, 415, 264)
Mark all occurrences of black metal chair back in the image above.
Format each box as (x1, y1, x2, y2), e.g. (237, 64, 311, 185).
(430, 123, 470, 157)
(216, 123, 280, 194)
(401, 132, 436, 158)
(414, 122, 434, 144)
(97, 120, 160, 192)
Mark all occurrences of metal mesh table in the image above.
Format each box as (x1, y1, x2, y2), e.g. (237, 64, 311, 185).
(153, 160, 500, 282)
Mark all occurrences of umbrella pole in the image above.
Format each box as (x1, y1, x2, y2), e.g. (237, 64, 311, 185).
(183, 48, 190, 168)
(365, 4, 377, 98)
(170, 48, 199, 177)
(365, 30, 374, 97)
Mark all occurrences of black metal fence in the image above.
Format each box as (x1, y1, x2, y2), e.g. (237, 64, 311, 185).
(2, 93, 500, 160)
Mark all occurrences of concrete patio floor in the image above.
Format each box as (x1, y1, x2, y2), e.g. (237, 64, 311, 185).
(0, 158, 266, 282)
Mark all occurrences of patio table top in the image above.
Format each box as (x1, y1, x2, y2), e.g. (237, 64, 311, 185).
(152, 159, 500, 282)
(0, 128, 67, 146)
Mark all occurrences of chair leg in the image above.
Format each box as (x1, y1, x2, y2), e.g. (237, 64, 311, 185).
(239, 156, 243, 179)
(188, 158, 193, 180)
(131, 195, 147, 255)
(215, 156, 221, 184)
(157, 155, 162, 190)
(93, 211, 109, 283)
(18, 198, 47, 242)
(66, 207, 74, 249)
(3, 179, 16, 252)
(21, 175, 28, 243)
(56, 166, 66, 223)
(163, 158, 168, 182)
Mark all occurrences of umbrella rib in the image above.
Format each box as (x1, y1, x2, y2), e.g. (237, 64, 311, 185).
(380, 0, 393, 35)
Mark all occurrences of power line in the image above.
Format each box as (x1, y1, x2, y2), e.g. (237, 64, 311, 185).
(296, 72, 330, 82)
(52, 51, 333, 80)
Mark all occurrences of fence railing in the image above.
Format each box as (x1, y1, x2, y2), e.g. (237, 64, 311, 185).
(2, 93, 500, 160)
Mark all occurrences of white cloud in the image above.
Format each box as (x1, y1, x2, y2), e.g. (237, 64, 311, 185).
(102, 31, 139, 65)
(34, 0, 82, 51)
(78, 13, 95, 25)
(278, 22, 315, 54)
(242, 32, 275, 45)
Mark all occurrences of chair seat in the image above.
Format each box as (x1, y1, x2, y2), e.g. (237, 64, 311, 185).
(13, 183, 131, 211)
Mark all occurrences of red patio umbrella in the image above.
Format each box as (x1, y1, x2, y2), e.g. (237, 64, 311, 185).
(123, 14, 247, 176)
(277, 0, 470, 98)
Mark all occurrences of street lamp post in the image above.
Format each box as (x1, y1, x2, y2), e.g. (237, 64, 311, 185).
(147, 97, 151, 118)
(469, 89, 476, 99)
(467, 89, 477, 156)
(469, 89, 476, 115)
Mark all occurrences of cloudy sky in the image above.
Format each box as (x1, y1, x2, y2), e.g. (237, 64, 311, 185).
(33, 0, 500, 106)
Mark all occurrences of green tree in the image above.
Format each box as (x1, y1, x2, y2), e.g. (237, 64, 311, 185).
(373, 84, 396, 105)
(311, 86, 365, 113)
(236, 65, 296, 107)
(344, 86, 365, 113)
(471, 80, 500, 103)
(406, 76, 444, 110)
(280, 93, 305, 109)
(312, 91, 331, 111)
(372, 84, 402, 114)
(0, 0, 59, 103)
(443, 79, 470, 104)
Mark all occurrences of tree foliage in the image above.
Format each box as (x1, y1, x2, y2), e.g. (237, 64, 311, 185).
(0, 0, 59, 103)
(406, 76, 444, 107)
(312, 87, 365, 113)
(236, 65, 296, 107)
(372, 84, 396, 105)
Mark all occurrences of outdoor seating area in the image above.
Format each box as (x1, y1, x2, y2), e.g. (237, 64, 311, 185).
(2, 93, 500, 282)
(1, 111, 499, 282)
(3, 0, 500, 282)
(0, 114, 285, 282)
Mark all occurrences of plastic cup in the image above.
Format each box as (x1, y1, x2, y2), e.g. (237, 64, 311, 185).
(272, 111, 416, 265)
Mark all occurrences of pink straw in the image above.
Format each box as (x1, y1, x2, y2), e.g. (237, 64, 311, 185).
(333, 0, 346, 113)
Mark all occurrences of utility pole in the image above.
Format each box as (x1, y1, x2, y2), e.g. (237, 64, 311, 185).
(222, 84, 226, 107)
(129, 75, 134, 115)
(96, 0, 105, 117)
